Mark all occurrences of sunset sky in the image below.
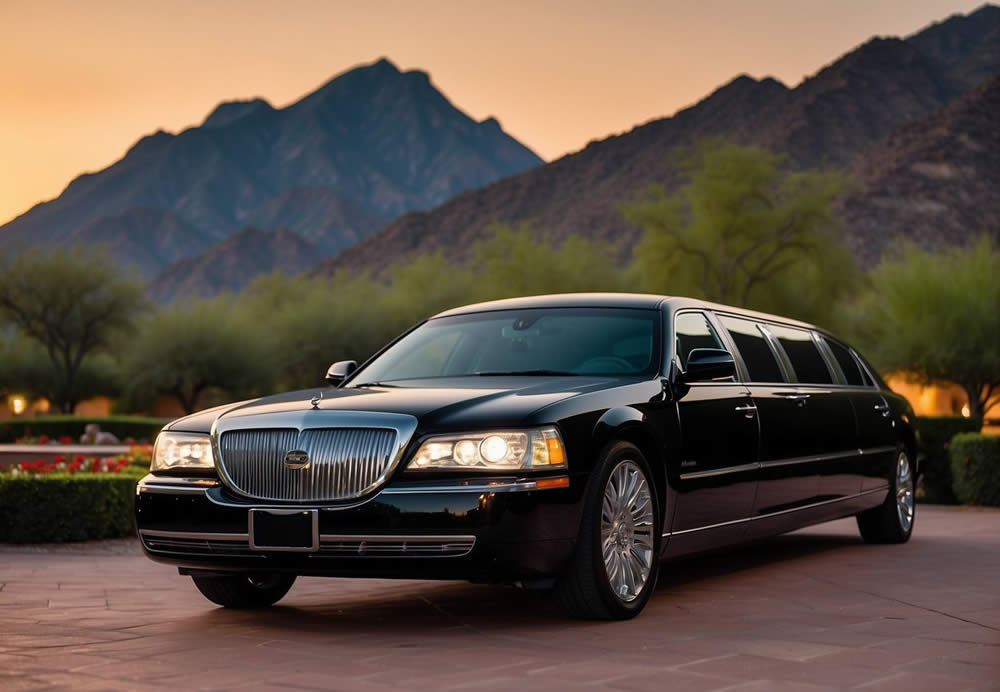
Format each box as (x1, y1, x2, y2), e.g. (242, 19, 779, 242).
(0, 0, 985, 226)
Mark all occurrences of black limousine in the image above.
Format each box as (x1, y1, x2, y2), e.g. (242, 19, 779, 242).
(137, 293, 917, 620)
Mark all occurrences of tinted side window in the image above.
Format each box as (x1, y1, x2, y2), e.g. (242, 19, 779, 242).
(769, 325, 833, 384)
(674, 312, 724, 369)
(824, 337, 864, 386)
(719, 316, 785, 383)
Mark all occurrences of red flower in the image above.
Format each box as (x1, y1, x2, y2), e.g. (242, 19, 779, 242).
(67, 461, 82, 472)
(54, 455, 67, 464)
(74, 454, 85, 464)
(58, 435, 72, 444)
(38, 435, 50, 444)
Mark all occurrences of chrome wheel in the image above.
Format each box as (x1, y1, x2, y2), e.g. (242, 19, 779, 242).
(600, 460, 655, 603)
(896, 452, 914, 533)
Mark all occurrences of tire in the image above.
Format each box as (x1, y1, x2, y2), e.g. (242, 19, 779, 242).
(554, 441, 661, 620)
(857, 448, 915, 544)
(191, 573, 296, 608)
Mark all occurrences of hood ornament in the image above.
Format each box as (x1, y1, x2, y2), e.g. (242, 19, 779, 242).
(310, 391, 323, 409)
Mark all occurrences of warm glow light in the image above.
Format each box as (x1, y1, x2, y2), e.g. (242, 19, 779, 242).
(961, 405, 971, 418)
(9, 395, 27, 416)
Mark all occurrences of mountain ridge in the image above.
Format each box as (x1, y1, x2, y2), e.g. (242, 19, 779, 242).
(314, 5, 1000, 278)
(0, 56, 542, 276)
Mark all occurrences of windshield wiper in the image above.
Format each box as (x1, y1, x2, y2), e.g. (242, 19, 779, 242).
(473, 370, 580, 377)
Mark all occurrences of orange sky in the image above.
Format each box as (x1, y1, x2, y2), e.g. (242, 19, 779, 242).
(0, 0, 985, 226)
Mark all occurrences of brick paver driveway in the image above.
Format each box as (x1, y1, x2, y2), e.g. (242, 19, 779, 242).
(2, 505, 998, 691)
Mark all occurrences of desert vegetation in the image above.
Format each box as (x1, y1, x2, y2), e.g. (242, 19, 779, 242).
(0, 141, 996, 425)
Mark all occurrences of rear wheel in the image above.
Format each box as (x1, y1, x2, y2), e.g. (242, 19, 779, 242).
(554, 442, 660, 620)
(857, 449, 915, 544)
(191, 573, 296, 608)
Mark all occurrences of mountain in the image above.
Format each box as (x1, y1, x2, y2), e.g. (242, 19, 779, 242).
(314, 5, 1000, 277)
(71, 208, 214, 277)
(147, 228, 319, 302)
(841, 74, 1000, 264)
(0, 57, 542, 273)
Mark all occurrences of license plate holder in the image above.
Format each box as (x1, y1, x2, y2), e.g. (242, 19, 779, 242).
(249, 509, 319, 552)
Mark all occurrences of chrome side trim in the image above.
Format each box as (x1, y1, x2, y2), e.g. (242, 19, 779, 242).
(679, 463, 758, 480)
(860, 445, 897, 456)
(759, 450, 856, 469)
(140, 529, 247, 541)
(663, 486, 889, 537)
(678, 445, 898, 480)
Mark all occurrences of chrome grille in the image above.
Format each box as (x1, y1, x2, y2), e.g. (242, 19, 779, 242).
(218, 427, 398, 502)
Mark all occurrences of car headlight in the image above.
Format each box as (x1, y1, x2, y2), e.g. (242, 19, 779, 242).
(151, 432, 215, 472)
(407, 427, 567, 471)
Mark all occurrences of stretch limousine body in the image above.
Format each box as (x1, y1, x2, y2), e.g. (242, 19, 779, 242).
(136, 293, 917, 620)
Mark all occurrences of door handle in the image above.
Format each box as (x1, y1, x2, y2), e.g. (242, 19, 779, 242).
(777, 392, 811, 400)
(873, 402, 890, 418)
(734, 404, 757, 419)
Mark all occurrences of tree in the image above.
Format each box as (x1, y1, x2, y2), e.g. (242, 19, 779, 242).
(847, 236, 1000, 428)
(469, 224, 626, 300)
(0, 250, 146, 412)
(624, 140, 854, 324)
(0, 336, 121, 408)
(122, 300, 270, 414)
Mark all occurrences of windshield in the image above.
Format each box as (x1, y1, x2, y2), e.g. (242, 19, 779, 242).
(349, 308, 661, 385)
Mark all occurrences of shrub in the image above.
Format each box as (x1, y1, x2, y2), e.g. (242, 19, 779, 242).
(950, 434, 1000, 507)
(0, 415, 165, 444)
(0, 467, 147, 543)
(913, 416, 982, 503)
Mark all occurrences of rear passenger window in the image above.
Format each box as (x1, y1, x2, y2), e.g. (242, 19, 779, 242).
(674, 312, 725, 369)
(768, 325, 833, 384)
(719, 316, 785, 383)
(823, 337, 865, 386)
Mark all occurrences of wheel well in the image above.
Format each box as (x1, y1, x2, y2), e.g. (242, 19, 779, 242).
(609, 427, 667, 518)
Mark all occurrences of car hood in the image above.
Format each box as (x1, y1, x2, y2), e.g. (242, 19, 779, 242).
(166, 376, 636, 435)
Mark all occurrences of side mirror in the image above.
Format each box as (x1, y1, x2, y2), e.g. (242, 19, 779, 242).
(325, 360, 357, 386)
(680, 348, 736, 382)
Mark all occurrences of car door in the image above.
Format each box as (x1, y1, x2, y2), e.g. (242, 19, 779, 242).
(718, 315, 819, 514)
(670, 311, 758, 533)
(827, 339, 897, 492)
(766, 325, 859, 503)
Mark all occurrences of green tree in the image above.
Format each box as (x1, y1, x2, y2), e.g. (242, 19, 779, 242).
(469, 224, 626, 300)
(0, 250, 146, 412)
(122, 300, 270, 414)
(624, 140, 854, 324)
(0, 336, 121, 407)
(847, 237, 1000, 427)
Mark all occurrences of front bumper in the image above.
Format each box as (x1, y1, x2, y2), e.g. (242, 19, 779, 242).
(135, 474, 583, 582)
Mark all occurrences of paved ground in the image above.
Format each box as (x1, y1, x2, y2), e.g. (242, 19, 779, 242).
(1, 505, 998, 691)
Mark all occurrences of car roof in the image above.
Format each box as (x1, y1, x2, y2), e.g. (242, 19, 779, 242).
(431, 292, 669, 317)
(432, 292, 822, 333)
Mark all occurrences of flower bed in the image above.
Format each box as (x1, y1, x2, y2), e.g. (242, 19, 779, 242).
(0, 415, 165, 444)
(0, 450, 151, 543)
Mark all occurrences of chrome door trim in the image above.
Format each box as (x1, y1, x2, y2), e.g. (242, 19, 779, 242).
(663, 486, 889, 537)
(679, 462, 759, 480)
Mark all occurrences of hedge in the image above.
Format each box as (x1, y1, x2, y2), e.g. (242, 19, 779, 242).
(0, 467, 147, 543)
(0, 415, 166, 444)
(950, 434, 1000, 507)
(913, 416, 982, 503)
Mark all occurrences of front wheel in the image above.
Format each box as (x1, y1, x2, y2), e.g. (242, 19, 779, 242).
(857, 449, 915, 544)
(554, 442, 660, 620)
(191, 573, 296, 608)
